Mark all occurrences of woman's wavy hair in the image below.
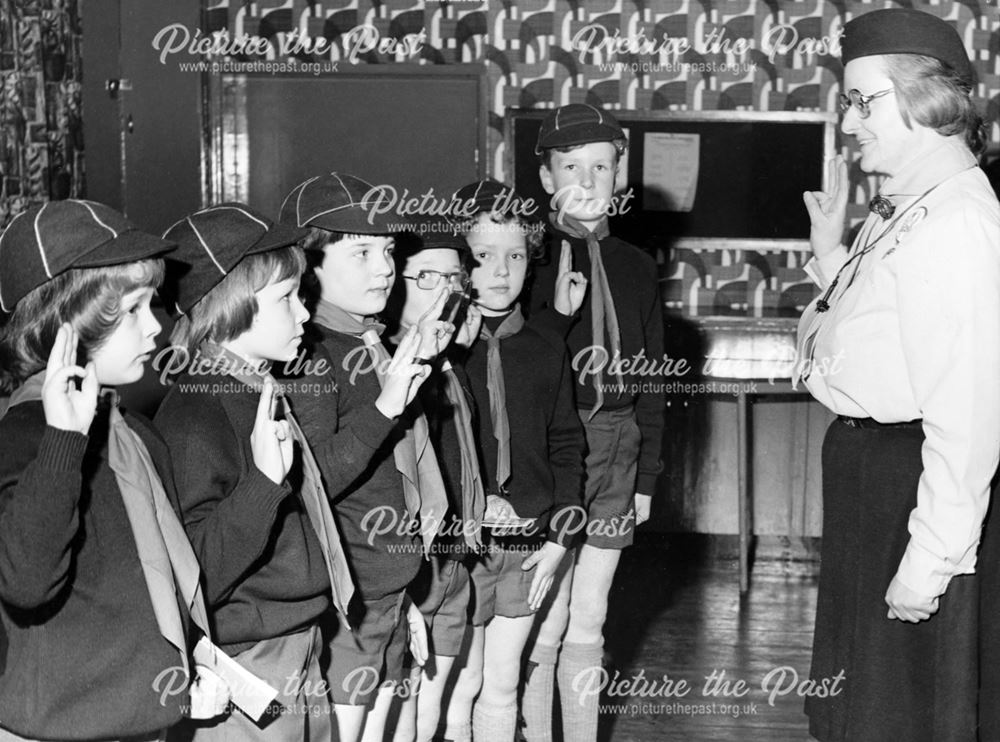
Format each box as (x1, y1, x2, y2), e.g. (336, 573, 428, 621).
(883, 53, 986, 155)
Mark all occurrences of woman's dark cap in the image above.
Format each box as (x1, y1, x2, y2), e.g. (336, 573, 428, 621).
(841, 9, 973, 84)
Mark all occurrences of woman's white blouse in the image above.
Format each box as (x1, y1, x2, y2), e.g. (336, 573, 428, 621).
(796, 136, 1000, 599)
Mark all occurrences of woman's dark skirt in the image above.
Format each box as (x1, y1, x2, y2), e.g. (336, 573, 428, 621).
(806, 418, 978, 742)
(977, 465, 1000, 740)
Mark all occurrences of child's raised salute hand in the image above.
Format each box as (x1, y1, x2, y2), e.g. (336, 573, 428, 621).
(553, 240, 588, 317)
(42, 323, 98, 435)
(455, 304, 482, 348)
(375, 325, 431, 419)
(251, 380, 293, 484)
(416, 286, 457, 360)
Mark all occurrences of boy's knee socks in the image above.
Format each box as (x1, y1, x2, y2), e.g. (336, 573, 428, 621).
(557, 640, 603, 742)
(520, 642, 559, 742)
(521, 643, 559, 742)
(472, 700, 517, 741)
(438, 724, 471, 742)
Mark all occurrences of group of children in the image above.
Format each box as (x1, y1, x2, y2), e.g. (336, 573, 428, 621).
(0, 103, 664, 742)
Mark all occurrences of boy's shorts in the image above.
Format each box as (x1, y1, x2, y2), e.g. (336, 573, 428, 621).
(469, 542, 538, 625)
(410, 555, 472, 657)
(324, 591, 407, 706)
(579, 406, 641, 550)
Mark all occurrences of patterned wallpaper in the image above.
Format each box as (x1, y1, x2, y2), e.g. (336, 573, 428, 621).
(0, 0, 83, 228)
(197, 0, 999, 315)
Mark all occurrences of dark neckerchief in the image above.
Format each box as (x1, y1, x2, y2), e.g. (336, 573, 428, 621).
(547, 212, 623, 418)
(478, 304, 525, 494)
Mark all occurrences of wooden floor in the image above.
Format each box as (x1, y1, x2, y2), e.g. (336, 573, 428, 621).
(599, 535, 819, 742)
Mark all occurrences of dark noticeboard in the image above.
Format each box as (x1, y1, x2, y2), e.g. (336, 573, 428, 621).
(205, 67, 487, 217)
(507, 109, 837, 252)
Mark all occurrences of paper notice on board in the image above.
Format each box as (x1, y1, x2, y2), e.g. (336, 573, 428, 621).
(642, 133, 700, 212)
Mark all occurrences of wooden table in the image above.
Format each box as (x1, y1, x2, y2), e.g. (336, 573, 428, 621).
(689, 316, 811, 593)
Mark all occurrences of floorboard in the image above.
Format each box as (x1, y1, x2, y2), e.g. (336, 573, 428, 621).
(600, 535, 819, 741)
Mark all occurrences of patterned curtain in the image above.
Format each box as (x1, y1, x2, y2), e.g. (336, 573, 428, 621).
(0, 0, 83, 229)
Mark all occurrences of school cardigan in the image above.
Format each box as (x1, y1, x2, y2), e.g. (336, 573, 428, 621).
(290, 325, 423, 602)
(0, 401, 187, 740)
(462, 314, 586, 548)
(528, 231, 666, 495)
(154, 371, 331, 653)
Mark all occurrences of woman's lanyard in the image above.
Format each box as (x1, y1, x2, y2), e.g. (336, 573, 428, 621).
(797, 171, 964, 385)
(815, 178, 949, 313)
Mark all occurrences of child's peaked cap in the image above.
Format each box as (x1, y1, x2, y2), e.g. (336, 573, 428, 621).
(403, 214, 468, 253)
(163, 202, 307, 314)
(279, 172, 400, 237)
(0, 199, 174, 313)
(453, 179, 519, 216)
(535, 103, 625, 155)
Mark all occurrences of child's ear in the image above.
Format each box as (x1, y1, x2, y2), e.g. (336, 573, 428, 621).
(538, 164, 556, 195)
(613, 158, 628, 194)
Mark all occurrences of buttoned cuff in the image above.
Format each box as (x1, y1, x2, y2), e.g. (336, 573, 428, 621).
(895, 538, 972, 600)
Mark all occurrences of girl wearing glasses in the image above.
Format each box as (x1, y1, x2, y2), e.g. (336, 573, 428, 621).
(795, 9, 1000, 742)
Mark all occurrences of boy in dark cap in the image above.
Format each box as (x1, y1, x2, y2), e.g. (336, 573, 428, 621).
(155, 203, 348, 740)
(445, 180, 586, 742)
(525, 103, 665, 742)
(384, 216, 486, 742)
(279, 173, 447, 742)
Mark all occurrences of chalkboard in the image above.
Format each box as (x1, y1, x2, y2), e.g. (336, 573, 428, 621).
(508, 109, 837, 251)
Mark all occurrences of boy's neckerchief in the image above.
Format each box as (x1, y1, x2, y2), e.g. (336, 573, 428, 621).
(195, 341, 355, 617)
(478, 305, 525, 495)
(4, 372, 211, 678)
(389, 322, 485, 551)
(312, 300, 448, 553)
(548, 213, 624, 420)
(441, 362, 485, 549)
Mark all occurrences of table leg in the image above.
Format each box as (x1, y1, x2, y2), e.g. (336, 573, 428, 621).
(737, 390, 750, 593)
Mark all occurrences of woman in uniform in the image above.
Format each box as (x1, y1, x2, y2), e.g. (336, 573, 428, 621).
(795, 8, 1000, 741)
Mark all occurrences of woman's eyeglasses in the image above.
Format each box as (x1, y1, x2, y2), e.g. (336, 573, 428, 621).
(403, 270, 470, 291)
(838, 87, 894, 119)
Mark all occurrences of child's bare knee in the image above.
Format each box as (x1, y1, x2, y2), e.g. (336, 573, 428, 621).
(569, 597, 608, 638)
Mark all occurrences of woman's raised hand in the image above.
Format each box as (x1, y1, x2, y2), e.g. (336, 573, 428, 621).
(803, 154, 849, 260)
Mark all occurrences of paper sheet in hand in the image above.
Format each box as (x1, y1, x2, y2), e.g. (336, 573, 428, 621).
(193, 635, 279, 722)
(643, 133, 700, 212)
